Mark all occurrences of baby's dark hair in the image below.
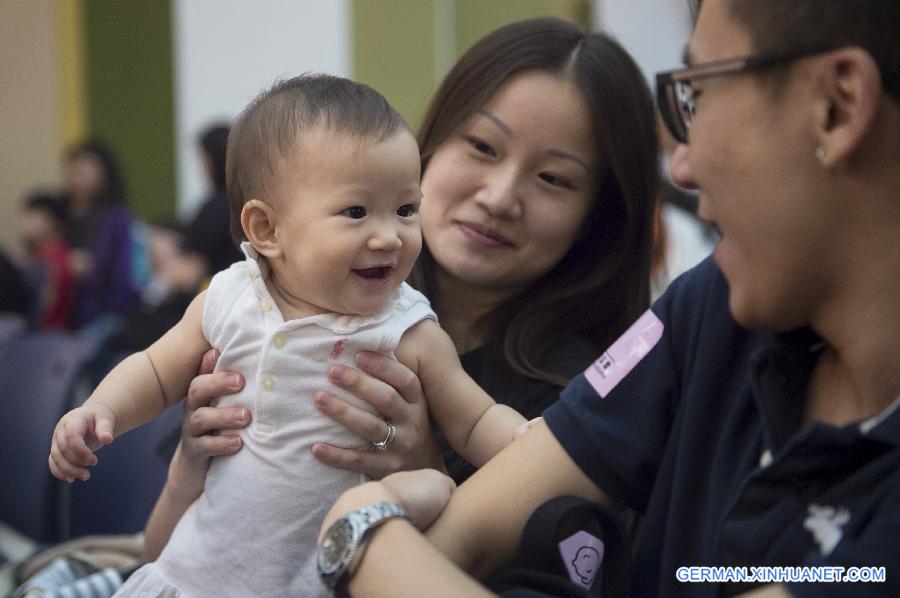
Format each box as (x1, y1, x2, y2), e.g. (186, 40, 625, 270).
(225, 73, 409, 243)
(23, 191, 68, 228)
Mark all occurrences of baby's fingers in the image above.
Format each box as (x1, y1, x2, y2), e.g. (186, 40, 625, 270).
(48, 443, 90, 482)
(93, 416, 114, 446)
(54, 421, 98, 468)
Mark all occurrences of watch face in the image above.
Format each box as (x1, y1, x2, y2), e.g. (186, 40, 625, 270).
(319, 519, 356, 575)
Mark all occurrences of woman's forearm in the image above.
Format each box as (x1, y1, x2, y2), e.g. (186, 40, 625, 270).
(348, 519, 494, 598)
(143, 446, 205, 560)
(427, 422, 609, 579)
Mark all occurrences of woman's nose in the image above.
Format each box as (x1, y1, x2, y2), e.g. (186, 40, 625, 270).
(474, 170, 523, 219)
(668, 143, 697, 191)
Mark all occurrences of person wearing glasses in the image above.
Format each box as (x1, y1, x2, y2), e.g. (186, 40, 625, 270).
(316, 0, 900, 596)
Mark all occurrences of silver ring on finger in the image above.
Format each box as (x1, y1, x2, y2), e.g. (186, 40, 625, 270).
(369, 419, 396, 453)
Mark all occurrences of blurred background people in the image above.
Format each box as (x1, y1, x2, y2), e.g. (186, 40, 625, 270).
(18, 191, 74, 329)
(184, 124, 241, 278)
(61, 141, 145, 333)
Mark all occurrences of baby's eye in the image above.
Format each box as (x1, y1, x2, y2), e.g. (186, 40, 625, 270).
(342, 206, 367, 219)
(396, 204, 417, 217)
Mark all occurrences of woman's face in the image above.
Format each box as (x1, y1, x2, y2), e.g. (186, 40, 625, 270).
(66, 152, 105, 201)
(420, 71, 597, 299)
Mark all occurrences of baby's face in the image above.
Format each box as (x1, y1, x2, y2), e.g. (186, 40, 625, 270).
(269, 128, 423, 316)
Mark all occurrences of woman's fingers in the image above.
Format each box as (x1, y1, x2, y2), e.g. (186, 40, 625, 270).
(355, 351, 424, 405)
(189, 433, 244, 458)
(185, 371, 244, 413)
(184, 405, 250, 438)
(314, 390, 391, 443)
(199, 348, 221, 375)
(311, 442, 400, 480)
(326, 364, 406, 423)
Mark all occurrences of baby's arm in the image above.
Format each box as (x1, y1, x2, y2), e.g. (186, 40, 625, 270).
(49, 291, 211, 482)
(396, 320, 526, 468)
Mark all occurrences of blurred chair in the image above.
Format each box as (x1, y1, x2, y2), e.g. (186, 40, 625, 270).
(66, 403, 182, 538)
(0, 314, 27, 348)
(1, 331, 183, 544)
(0, 332, 92, 542)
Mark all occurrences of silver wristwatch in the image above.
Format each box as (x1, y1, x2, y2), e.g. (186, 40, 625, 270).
(317, 501, 410, 592)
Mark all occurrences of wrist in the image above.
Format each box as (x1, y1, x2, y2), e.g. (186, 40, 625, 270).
(321, 482, 398, 541)
(164, 446, 207, 504)
(318, 500, 411, 594)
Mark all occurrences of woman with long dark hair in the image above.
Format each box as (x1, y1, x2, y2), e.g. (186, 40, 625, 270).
(144, 16, 659, 558)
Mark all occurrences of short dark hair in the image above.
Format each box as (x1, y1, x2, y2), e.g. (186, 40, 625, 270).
(412, 17, 659, 385)
(225, 74, 409, 243)
(721, 1, 899, 99)
(199, 124, 230, 192)
(23, 191, 68, 227)
(65, 139, 127, 205)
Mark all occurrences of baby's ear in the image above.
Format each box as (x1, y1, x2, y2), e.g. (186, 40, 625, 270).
(241, 199, 282, 259)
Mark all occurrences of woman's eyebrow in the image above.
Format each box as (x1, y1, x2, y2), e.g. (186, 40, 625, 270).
(476, 110, 512, 136)
(477, 109, 591, 175)
(546, 149, 592, 176)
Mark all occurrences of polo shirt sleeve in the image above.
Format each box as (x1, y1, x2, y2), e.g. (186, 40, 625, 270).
(543, 258, 726, 514)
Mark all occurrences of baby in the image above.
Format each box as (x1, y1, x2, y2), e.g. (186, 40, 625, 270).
(49, 74, 526, 597)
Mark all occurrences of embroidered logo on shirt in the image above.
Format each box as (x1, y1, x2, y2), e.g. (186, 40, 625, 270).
(559, 530, 604, 589)
(585, 309, 664, 398)
(804, 503, 850, 555)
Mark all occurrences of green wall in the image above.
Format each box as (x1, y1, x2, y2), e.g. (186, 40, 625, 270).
(353, 0, 590, 132)
(85, 0, 175, 222)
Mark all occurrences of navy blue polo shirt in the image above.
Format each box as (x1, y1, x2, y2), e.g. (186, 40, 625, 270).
(544, 258, 899, 597)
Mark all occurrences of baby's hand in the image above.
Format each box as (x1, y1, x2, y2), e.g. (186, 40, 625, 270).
(48, 404, 116, 482)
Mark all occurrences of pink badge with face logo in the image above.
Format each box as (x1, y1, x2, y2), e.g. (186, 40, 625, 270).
(585, 309, 664, 398)
(559, 530, 604, 589)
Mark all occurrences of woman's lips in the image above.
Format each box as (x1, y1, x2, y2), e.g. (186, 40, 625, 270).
(456, 222, 512, 248)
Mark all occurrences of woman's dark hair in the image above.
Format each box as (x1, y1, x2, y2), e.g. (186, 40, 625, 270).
(411, 17, 659, 385)
(200, 124, 230, 192)
(65, 139, 127, 205)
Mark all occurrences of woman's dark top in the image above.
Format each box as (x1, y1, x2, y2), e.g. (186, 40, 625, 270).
(441, 335, 599, 484)
(186, 190, 242, 276)
(65, 203, 141, 326)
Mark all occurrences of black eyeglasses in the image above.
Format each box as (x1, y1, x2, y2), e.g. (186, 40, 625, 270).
(656, 46, 837, 144)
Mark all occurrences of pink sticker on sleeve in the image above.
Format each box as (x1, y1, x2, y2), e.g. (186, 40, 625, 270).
(584, 309, 664, 398)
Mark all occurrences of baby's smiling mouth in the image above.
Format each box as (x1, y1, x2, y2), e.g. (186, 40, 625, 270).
(352, 266, 394, 280)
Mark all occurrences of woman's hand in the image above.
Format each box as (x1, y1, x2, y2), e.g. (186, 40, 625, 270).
(311, 351, 445, 479)
(144, 348, 248, 560)
(170, 349, 249, 499)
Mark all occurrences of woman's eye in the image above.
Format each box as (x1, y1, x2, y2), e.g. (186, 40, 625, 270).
(539, 173, 572, 189)
(396, 204, 417, 217)
(467, 137, 497, 157)
(342, 206, 366, 219)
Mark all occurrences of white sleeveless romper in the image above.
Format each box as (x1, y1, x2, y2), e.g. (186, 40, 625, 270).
(117, 244, 435, 597)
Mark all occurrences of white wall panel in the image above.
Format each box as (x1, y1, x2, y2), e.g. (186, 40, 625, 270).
(594, 0, 692, 85)
(172, 0, 350, 218)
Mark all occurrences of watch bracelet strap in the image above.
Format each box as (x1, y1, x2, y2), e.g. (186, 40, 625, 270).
(356, 501, 409, 528)
(339, 502, 411, 593)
